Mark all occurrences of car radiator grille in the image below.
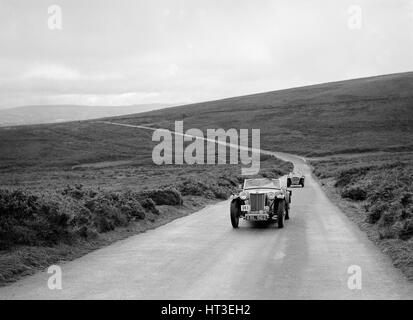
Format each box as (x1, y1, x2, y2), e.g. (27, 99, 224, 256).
(292, 177, 300, 184)
(250, 194, 265, 211)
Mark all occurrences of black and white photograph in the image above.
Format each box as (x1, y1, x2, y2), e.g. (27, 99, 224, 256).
(0, 0, 413, 306)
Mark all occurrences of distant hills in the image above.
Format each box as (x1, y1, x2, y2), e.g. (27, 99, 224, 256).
(0, 104, 173, 127)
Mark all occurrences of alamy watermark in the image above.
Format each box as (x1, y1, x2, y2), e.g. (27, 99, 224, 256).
(347, 265, 362, 290)
(47, 5, 62, 30)
(347, 5, 362, 30)
(47, 265, 62, 290)
(152, 121, 261, 175)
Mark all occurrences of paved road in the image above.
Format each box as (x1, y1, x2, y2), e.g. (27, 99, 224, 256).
(1, 152, 412, 299)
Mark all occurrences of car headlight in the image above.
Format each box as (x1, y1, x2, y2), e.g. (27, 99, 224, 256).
(240, 191, 248, 200)
(267, 192, 275, 200)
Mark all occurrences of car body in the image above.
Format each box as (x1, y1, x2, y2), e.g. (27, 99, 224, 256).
(230, 178, 292, 228)
(287, 171, 305, 187)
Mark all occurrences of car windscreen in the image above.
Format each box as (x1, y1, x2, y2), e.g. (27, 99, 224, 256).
(244, 179, 280, 189)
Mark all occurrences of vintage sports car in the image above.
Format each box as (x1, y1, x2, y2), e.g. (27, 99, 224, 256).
(230, 178, 292, 229)
(287, 171, 305, 188)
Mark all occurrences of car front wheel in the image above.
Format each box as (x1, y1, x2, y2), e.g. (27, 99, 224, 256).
(230, 201, 240, 228)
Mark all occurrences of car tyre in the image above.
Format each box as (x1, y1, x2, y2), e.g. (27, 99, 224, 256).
(287, 178, 291, 188)
(285, 204, 290, 220)
(230, 201, 240, 228)
(277, 200, 285, 228)
(300, 178, 304, 188)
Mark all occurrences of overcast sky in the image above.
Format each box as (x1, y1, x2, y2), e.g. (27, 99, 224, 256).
(0, 0, 413, 109)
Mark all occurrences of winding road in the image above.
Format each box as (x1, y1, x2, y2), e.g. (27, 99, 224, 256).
(1, 151, 412, 299)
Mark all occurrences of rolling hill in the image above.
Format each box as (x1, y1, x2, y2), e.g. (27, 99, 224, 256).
(118, 71, 413, 156)
(1, 72, 412, 171)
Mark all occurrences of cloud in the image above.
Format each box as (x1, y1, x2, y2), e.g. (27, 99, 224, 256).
(69, 92, 162, 106)
(21, 64, 80, 81)
(0, 0, 412, 109)
(164, 64, 179, 77)
(20, 64, 123, 82)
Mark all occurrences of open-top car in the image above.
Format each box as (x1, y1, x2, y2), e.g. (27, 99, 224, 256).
(287, 171, 305, 188)
(230, 178, 292, 229)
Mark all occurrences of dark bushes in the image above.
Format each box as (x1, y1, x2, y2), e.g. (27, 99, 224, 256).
(176, 177, 234, 200)
(400, 192, 412, 207)
(140, 198, 159, 215)
(140, 188, 183, 206)
(62, 184, 97, 200)
(341, 186, 367, 201)
(367, 202, 387, 224)
(334, 166, 372, 188)
(212, 187, 231, 199)
(217, 176, 238, 188)
(0, 190, 71, 249)
(177, 179, 214, 198)
(0, 185, 187, 250)
(84, 196, 129, 233)
(399, 219, 413, 240)
(119, 191, 147, 219)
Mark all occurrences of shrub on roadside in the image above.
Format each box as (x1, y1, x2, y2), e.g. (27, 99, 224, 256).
(0, 190, 72, 249)
(0, 185, 176, 249)
(367, 201, 388, 224)
(400, 192, 413, 207)
(84, 196, 127, 233)
(217, 176, 238, 188)
(177, 179, 214, 198)
(399, 219, 413, 240)
(119, 191, 147, 219)
(140, 198, 160, 215)
(213, 187, 230, 200)
(62, 184, 97, 200)
(59, 196, 97, 239)
(140, 187, 183, 206)
(334, 166, 372, 188)
(176, 177, 234, 200)
(341, 186, 367, 201)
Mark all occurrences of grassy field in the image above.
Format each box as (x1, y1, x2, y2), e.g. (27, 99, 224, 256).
(1, 72, 413, 283)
